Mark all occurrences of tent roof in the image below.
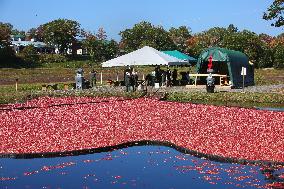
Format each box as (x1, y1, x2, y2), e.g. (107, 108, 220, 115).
(102, 46, 188, 67)
(198, 47, 248, 62)
(162, 50, 197, 62)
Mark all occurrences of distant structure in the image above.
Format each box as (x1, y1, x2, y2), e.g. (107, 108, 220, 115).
(10, 35, 86, 55)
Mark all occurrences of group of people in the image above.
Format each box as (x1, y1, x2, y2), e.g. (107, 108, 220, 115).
(147, 66, 191, 87)
(87, 66, 192, 92)
(124, 67, 139, 92)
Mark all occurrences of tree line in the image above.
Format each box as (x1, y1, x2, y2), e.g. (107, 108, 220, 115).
(0, 0, 283, 68)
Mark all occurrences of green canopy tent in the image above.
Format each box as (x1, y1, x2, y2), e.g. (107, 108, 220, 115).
(162, 50, 197, 65)
(196, 47, 254, 88)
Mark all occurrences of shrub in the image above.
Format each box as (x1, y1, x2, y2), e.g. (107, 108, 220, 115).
(20, 45, 39, 66)
(273, 44, 284, 69)
(39, 54, 67, 63)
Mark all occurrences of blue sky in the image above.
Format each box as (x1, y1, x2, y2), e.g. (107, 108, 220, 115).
(0, 0, 283, 40)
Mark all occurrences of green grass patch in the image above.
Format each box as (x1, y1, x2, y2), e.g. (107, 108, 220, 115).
(166, 92, 284, 108)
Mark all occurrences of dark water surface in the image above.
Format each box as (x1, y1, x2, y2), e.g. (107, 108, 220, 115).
(1, 146, 283, 189)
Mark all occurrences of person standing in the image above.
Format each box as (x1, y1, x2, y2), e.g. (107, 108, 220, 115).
(124, 69, 131, 92)
(166, 68, 172, 87)
(132, 70, 138, 91)
(185, 71, 190, 85)
(151, 70, 156, 86)
(172, 69, 177, 85)
(89, 69, 97, 88)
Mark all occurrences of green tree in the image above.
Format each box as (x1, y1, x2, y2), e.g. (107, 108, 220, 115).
(0, 22, 12, 48)
(104, 39, 119, 60)
(274, 44, 284, 68)
(0, 22, 14, 63)
(263, 0, 284, 27)
(227, 24, 238, 33)
(83, 29, 119, 63)
(186, 25, 274, 68)
(169, 26, 191, 52)
(82, 31, 97, 59)
(11, 29, 26, 39)
(20, 45, 39, 65)
(119, 21, 176, 52)
(41, 19, 81, 54)
(222, 30, 265, 67)
(272, 35, 284, 68)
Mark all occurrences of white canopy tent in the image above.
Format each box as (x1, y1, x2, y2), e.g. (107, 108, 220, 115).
(102, 46, 188, 67)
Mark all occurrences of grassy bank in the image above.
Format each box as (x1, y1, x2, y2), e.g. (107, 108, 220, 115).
(0, 86, 145, 104)
(0, 85, 283, 109)
(166, 92, 284, 108)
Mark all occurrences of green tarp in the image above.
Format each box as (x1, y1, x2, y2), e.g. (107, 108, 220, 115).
(162, 50, 197, 64)
(196, 47, 254, 88)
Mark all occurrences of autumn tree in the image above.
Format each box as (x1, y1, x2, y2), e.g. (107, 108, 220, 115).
(263, 0, 284, 27)
(41, 19, 81, 54)
(26, 27, 44, 41)
(186, 26, 231, 56)
(96, 27, 107, 41)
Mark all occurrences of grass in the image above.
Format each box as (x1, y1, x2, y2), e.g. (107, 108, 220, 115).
(1, 86, 283, 108)
(166, 92, 284, 108)
(254, 69, 284, 85)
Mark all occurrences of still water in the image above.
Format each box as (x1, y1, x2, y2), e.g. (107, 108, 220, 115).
(1, 145, 283, 189)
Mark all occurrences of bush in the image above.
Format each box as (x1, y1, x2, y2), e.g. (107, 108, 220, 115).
(20, 45, 39, 66)
(274, 45, 284, 69)
(256, 48, 273, 68)
(39, 54, 67, 63)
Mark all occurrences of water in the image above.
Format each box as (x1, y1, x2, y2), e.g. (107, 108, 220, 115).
(255, 107, 284, 112)
(0, 145, 283, 189)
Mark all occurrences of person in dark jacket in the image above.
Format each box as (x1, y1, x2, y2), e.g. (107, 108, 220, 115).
(124, 68, 131, 92)
(166, 68, 172, 87)
(172, 69, 178, 85)
(89, 69, 97, 88)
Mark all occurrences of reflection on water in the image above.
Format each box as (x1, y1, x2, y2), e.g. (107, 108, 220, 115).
(0, 146, 283, 189)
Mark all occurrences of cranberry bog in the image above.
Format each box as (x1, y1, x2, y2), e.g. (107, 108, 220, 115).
(0, 96, 283, 163)
(0, 96, 284, 188)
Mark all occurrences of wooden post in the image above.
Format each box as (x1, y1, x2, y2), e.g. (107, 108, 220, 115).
(194, 76, 197, 86)
(116, 72, 119, 81)
(64, 84, 68, 90)
(100, 72, 103, 85)
(241, 67, 246, 93)
(15, 79, 18, 91)
(242, 75, 245, 93)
